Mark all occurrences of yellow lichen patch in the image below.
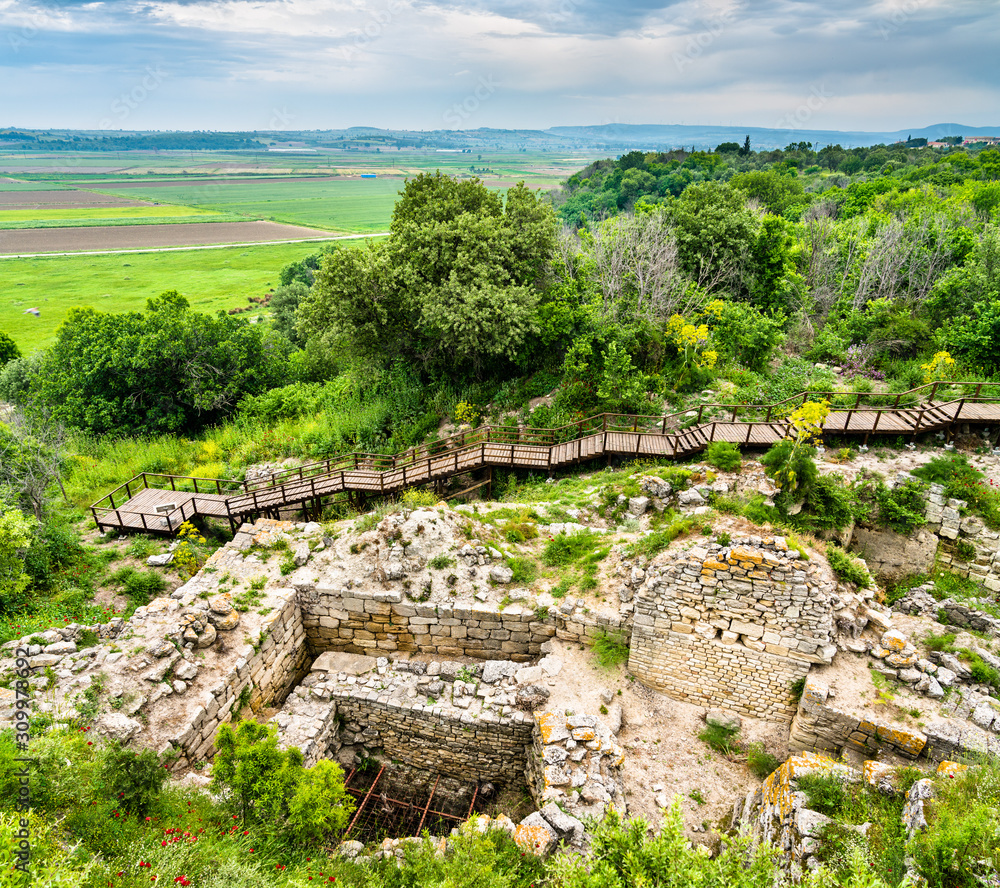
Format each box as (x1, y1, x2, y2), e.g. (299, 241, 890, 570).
(761, 752, 844, 819)
(536, 711, 560, 744)
(729, 546, 762, 565)
(514, 824, 552, 855)
(572, 728, 596, 742)
(863, 760, 897, 789)
(874, 725, 926, 757)
(703, 560, 730, 571)
(936, 761, 968, 778)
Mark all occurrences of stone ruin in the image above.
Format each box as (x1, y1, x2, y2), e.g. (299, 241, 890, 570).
(2, 484, 998, 854)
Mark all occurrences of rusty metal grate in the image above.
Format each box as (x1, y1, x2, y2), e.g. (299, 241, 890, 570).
(341, 765, 483, 843)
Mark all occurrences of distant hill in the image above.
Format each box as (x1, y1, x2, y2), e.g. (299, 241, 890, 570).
(1, 123, 996, 153)
(543, 122, 1000, 150)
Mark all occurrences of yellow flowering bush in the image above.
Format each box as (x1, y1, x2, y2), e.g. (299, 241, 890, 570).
(173, 520, 209, 577)
(667, 314, 718, 389)
(921, 350, 956, 384)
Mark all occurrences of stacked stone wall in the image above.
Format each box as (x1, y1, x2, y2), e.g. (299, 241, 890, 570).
(628, 538, 836, 722)
(172, 590, 307, 763)
(300, 586, 627, 661)
(788, 674, 1000, 761)
(330, 689, 533, 783)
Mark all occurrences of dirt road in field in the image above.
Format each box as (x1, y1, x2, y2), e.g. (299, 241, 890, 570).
(0, 220, 341, 255)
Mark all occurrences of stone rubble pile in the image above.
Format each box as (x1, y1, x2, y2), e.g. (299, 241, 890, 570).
(527, 709, 626, 823)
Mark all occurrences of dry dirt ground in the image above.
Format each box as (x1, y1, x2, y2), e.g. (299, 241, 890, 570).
(537, 640, 787, 843)
(0, 189, 152, 208)
(0, 220, 336, 254)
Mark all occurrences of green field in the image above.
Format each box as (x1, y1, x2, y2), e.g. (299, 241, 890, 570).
(0, 148, 605, 355)
(84, 177, 402, 233)
(0, 240, 368, 353)
(0, 204, 238, 229)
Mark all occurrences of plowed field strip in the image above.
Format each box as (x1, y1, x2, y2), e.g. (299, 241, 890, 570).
(0, 220, 339, 254)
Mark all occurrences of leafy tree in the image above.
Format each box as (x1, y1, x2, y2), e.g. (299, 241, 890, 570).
(0, 332, 19, 368)
(99, 743, 167, 817)
(748, 214, 803, 313)
(212, 720, 305, 828)
(268, 282, 309, 346)
(670, 181, 759, 295)
(595, 341, 646, 413)
(34, 291, 287, 434)
(0, 508, 33, 615)
(703, 299, 784, 371)
(212, 720, 354, 845)
(0, 404, 71, 520)
(300, 173, 557, 378)
(730, 170, 805, 217)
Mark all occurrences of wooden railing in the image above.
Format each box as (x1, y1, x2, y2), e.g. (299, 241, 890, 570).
(91, 381, 1000, 529)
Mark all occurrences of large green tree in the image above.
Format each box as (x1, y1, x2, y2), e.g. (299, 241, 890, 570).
(35, 291, 287, 435)
(299, 173, 558, 377)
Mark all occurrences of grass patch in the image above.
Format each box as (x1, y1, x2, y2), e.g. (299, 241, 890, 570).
(542, 531, 603, 566)
(624, 513, 701, 559)
(697, 723, 740, 756)
(825, 544, 871, 587)
(592, 630, 629, 669)
(107, 566, 167, 605)
(1, 241, 333, 354)
(745, 742, 781, 779)
(505, 556, 538, 585)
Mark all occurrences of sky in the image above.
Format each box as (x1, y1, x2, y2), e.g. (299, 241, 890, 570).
(1, 0, 999, 133)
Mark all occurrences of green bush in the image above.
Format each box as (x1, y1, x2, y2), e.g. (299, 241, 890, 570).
(745, 742, 781, 779)
(698, 723, 740, 756)
(109, 566, 167, 605)
(98, 742, 168, 817)
(911, 756, 1000, 888)
(285, 759, 356, 846)
(912, 454, 1000, 530)
(875, 477, 928, 533)
(825, 544, 871, 588)
(704, 441, 742, 472)
(592, 630, 629, 669)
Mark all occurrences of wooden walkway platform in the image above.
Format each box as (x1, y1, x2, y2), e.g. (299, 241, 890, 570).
(91, 382, 1000, 535)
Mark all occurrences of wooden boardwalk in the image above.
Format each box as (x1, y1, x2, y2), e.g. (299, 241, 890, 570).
(91, 382, 1000, 535)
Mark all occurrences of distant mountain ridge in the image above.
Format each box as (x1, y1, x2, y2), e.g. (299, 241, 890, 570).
(2, 123, 997, 153)
(544, 122, 999, 150)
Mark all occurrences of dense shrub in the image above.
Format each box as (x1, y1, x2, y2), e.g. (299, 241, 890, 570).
(98, 742, 168, 817)
(912, 454, 1000, 529)
(704, 441, 742, 471)
(826, 544, 871, 587)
